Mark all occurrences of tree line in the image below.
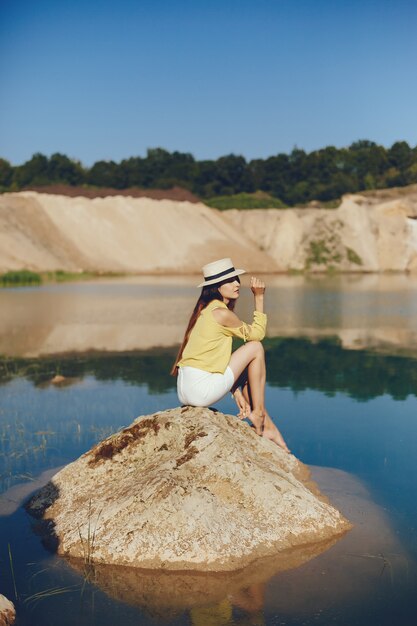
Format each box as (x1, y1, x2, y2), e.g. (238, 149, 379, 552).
(1, 140, 416, 205)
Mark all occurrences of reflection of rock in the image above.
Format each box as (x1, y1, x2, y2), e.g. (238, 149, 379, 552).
(68, 536, 339, 618)
(0, 595, 15, 626)
(26, 407, 350, 571)
(51, 468, 416, 622)
(50, 374, 66, 384)
(44, 375, 80, 388)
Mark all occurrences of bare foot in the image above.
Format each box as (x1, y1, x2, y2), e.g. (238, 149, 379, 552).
(233, 388, 251, 419)
(263, 413, 290, 453)
(247, 409, 265, 436)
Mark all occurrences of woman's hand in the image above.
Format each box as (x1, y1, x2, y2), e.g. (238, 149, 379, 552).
(233, 388, 251, 419)
(250, 276, 265, 296)
(251, 277, 265, 313)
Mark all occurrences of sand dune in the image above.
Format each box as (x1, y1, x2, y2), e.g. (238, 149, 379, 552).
(1, 187, 417, 274)
(0, 191, 277, 274)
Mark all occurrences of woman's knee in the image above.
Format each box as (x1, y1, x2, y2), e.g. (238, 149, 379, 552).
(249, 340, 264, 356)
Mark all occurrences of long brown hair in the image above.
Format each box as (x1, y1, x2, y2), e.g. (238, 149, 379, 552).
(170, 278, 238, 376)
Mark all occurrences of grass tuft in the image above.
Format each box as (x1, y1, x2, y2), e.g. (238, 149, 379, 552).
(76, 499, 103, 578)
(205, 191, 287, 210)
(0, 270, 41, 286)
(8, 542, 18, 601)
(0, 269, 125, 288)
(346, 247, 363, 265)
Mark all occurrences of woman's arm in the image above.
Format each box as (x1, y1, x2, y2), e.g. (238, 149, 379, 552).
(219, 277, 266, 417)
(212, 277, 267, 341)
(251, 276, 265, 313)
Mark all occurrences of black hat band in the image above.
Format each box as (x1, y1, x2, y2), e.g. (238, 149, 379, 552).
(205, 266, 236, 281)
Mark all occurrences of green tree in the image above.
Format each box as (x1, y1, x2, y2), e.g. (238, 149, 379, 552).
(214, 154, 253, 195)
(48, 153, 85, 185)
(193, 160, 221, 197)
(0, 158, 13, 189)
(2, 139, 416, 203)
(142, 148, 173, 187)
(249, 154, 290, 200)
(13, 153, 49, 187)
(151, 150, 196, 189)
(388, 141, 413, 170)
(405, 162, 417, 185)
(119, 157, 147, 187)
(348, 140, 388, 187)
(87, 160, 126, 188)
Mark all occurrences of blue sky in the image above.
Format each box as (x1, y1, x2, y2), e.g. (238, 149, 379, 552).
(1, 0, 416, 165)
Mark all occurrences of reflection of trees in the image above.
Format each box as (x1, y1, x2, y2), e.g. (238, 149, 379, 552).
(264, 337, 417, 401)
(0, 350, 177, 394)
(1, 337, 417, 400)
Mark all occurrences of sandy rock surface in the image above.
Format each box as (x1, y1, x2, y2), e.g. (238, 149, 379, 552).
(0, 595, 15, 626)
(26, 407, 350, 571)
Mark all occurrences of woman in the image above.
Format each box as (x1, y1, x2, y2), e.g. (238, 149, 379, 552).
(171, 258, 289, 452)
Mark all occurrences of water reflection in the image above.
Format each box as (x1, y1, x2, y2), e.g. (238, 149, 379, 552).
(1, 276, 417, 625)
(1, 274, 417, 357)
(2, 337, 417, 401)
(68, 535, 338, 620)
(1, 340, 416, 499)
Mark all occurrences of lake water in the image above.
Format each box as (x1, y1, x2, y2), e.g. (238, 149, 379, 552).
(0, 275, 417, 626)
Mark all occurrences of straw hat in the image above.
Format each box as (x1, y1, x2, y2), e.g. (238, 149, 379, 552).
(197, 258, 246, 288)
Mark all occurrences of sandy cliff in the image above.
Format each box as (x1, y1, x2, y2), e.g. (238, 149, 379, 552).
(0, 192, 276, 274)
(224, 187, 417, 272)
(1, 187, 417, 274)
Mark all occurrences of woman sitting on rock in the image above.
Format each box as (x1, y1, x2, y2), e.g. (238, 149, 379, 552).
(171, 258, 289, 452)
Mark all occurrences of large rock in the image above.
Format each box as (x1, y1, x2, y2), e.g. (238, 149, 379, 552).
(27, 407, 350, 571)
(66, 467, 409, 618)
(0, 595, 15, 626)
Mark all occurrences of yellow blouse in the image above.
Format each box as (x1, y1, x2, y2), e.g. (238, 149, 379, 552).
(178, 299, 267, 374)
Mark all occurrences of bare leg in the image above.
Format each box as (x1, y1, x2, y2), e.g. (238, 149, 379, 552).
(243, 383, 290, 452)
(231, 371, 251, 418)
(234, 364, 290, 453)
(233, 389, 251, 418)
(263, 411, 290, 453)
(231, 370, 248, 395)
(241, 377, 252, 407)
(229, 342, 266, 435)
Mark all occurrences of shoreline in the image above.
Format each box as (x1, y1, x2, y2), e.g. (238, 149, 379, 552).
(2, 268, 417, 290)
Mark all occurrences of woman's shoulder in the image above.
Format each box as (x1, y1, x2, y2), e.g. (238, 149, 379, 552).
(211, 306, 241, 328)
(205, 299, 228, 311)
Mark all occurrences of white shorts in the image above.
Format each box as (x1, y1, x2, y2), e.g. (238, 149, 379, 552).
(177, 366, 235, 407)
